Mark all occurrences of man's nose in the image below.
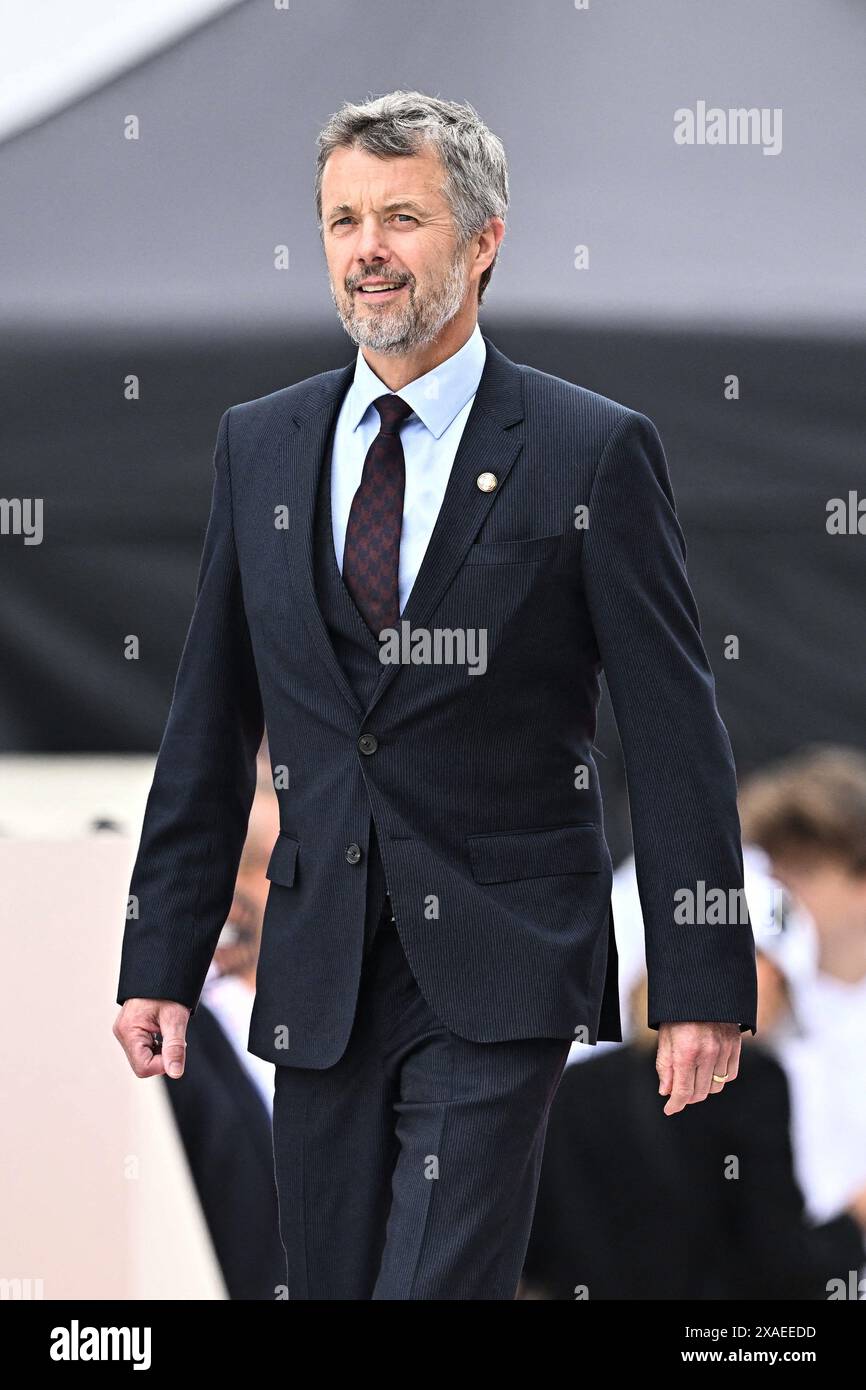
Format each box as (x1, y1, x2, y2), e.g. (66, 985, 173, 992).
(353, 218, 392, 266)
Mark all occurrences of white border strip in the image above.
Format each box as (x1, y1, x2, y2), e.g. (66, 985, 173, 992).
(0, 0, 244, 144)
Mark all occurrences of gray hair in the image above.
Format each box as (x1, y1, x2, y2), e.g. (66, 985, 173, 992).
(315, 90, 508, 304)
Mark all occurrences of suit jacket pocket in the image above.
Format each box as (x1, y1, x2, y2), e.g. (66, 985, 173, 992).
(467, 822, 602, 883)
(265, 832, 300, 886)
(464, 533, 562, 565)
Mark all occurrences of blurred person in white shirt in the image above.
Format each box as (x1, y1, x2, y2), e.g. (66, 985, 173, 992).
(738, 745, 866, 1229)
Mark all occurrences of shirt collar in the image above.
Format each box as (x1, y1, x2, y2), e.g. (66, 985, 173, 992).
(346, 321, 487, 440)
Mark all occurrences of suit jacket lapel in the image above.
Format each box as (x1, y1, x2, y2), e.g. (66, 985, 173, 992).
(278, 359, 363, 715)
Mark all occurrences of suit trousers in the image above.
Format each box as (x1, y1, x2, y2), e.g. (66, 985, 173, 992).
(271, 895, 572, 1300)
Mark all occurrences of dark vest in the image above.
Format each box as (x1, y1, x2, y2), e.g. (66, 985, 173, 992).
(312, 408, 390, 950)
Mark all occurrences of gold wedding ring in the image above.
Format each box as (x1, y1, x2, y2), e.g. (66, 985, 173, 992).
(712, 1073, 729, 1083)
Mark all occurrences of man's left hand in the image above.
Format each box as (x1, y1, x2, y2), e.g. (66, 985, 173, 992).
(655, 1022, 742, 1116)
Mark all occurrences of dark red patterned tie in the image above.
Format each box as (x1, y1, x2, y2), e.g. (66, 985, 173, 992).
(342, 393, 414, 635)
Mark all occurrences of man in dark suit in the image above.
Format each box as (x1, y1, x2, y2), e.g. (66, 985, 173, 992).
(114, 90, 757, 1300)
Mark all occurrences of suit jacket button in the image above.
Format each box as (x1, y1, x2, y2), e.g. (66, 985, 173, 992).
(345, 843, 362, 864)
(358, 733, 378, 755)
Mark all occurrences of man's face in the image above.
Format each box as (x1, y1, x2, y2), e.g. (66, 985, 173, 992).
(321, 143, 474, 354)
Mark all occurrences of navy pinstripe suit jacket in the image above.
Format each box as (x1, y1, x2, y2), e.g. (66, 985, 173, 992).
(116, 332, 758, 1068)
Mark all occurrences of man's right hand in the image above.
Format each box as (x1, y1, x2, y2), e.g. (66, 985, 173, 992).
(113, 999, 191, 1079)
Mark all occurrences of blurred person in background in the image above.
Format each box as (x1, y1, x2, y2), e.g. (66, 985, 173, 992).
(739, 746, 866, 1231)
(520, 955, 866, 1300)
(162, 743, 286, 1299)
(199, 745, 280, 1114)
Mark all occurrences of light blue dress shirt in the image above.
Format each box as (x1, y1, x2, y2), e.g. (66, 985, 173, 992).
(331, 321, 487, 615)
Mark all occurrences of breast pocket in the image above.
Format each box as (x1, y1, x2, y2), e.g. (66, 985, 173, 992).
(464, 533, 562, 565)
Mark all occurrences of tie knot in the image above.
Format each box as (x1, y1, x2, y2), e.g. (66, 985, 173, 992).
(374, 393, 413, 435)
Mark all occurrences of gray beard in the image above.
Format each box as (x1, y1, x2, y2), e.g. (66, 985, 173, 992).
(330, 251, 470, 356)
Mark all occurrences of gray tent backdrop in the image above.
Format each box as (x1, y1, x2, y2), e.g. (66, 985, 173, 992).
(2, 0, 864, 859)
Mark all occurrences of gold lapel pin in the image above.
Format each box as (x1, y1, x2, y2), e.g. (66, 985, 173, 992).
(476, 472, 498, 493)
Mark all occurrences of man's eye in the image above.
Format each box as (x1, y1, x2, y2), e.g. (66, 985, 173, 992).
(331, 214, 417, 229)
